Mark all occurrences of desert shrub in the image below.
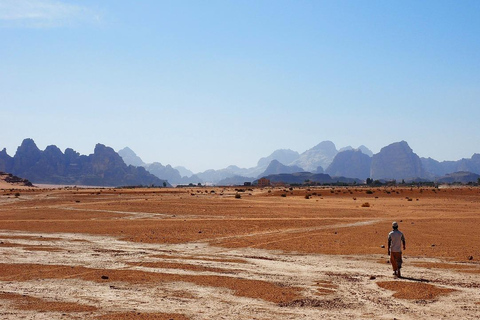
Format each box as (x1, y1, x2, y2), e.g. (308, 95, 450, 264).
(281, 193, 287, 197)
(305, 194, 311, 199)
(366, 190, 374, 194)
(361, 202, 370, 207)
(235, 193, 241, 199)
(14, 192, 20, 198)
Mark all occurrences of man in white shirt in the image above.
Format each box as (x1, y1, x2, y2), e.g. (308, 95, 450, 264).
(388, 221, 406, 278)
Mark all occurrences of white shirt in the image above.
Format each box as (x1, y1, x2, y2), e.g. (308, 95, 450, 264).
(388, 229, 405, 252)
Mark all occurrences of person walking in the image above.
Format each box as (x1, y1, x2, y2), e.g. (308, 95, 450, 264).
(388, 221, 405, 278)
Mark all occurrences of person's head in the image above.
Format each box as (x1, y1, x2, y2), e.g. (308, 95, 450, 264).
(392, 221, 398, 229)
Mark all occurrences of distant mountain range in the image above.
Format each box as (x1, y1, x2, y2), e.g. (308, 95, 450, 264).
(120, 140, 480, 185)
(1, 138, 479, 187)
(0, 139, 169, 187)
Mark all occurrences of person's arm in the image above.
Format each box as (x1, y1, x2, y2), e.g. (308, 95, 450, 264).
(387, 235, 391, 255)
(402, 234, 406, 250)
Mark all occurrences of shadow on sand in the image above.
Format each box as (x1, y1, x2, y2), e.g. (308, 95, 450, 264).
(398, 275, 430, 283)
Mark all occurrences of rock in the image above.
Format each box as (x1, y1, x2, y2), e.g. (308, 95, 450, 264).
(468, 256, 473, 260)
(326, 149, 372, 180)
(369, 276, 376, 280)
(381, 245, 385, 248)
(370, 141, 426, 181)
(101, 275, 109, 280)
(2, 139, 170, 187)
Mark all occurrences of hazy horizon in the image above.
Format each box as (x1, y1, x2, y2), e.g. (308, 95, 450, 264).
(2, 1, 479, 172)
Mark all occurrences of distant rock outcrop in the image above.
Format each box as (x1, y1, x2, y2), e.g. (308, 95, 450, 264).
(175, 166, 195, 178)
(0, 148, 13, 173)
(257, 149, 300, 169)
(326, 149, 372, 180)
(0, 171, 34, 187)
(290, 141, 338, 172)
(217, 175, 254, 186)
(258, 172, 361, 185)
(370, 141, 425, 181)
(118, 147, 145, 167)
(0, 139, 168, 187)
(421, 154, 480, 177)
(358, 145, 374, 157)
(259, 160, 305, 177)
(436, 171, 480, 184)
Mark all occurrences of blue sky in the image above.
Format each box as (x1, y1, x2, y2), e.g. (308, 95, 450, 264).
(1, 0, 479, 172)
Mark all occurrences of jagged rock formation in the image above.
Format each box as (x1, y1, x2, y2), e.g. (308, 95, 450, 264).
(257, 149, 300, 169)
(0, 148, 14, 173)
(175, 166, 194, 178)
(290, 141, 338, 172)
(118, 147, 202, 185)
(326, 150, 372, 180)
(0, 139, 168, 187)
(0, 172, 34, 187)
(259, 160, 304, 177)
(370, 141, 425, 181)
(118, 147, 145, 167)
(358, 145, 374, 157)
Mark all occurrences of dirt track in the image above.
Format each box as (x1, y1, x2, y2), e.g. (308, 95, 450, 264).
(1, 186, 479, 319)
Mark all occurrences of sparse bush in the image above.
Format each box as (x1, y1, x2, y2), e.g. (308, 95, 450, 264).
(305, 194, 311, 199)
(14, 192, 20, 198)
(366, 190, 374, 194)
(235, 193, 241, 199)
(281, 193, 287, 197)
(361, 202, 370, 207)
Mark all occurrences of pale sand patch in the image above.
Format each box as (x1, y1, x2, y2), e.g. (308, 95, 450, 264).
(1, 230, 479, 319)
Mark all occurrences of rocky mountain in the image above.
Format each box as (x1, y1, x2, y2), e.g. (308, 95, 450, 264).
(217, 175, 254, 186)
(117, 147, 202, 185)
(131, 139, 480, 184)
(257, 149, 300, 169)
(370, 141, 425, 181)
(145, 162, 203, 185)
(175, 166, 195, 178)
(358, 145, 374, 157)
(436, 171, 480, 184)
(338, 145, 373, 157)
(0, 171, 34, 188)
(0, 139, 168, 187)
(421, 154, 480, 177)
(326, 149, 372, 180)
(118, 147, 145, 167)
(258, 172, 361, 185)
(290, 141, 338, 172)
(259, 160, 305, 177)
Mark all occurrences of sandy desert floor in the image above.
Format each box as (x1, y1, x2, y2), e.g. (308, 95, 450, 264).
(0, 185, 479, 319)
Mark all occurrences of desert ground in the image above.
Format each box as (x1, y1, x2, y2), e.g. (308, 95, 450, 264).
(0, 185, 479, 319)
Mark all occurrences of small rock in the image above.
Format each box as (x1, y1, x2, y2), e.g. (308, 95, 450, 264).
(101, 275, 109, 280)
(431, 244, 436, 247)
(369, 275, 376, 280)
(381, 245, 385, 248)
(468, 256, 473, 260)
(198, 231, 202, 233)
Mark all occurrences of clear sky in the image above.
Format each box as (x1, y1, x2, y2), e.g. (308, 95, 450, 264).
(1, 0, 479, 173)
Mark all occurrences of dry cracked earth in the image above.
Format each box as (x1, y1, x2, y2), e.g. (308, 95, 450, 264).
(0, 186, 479, 319)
